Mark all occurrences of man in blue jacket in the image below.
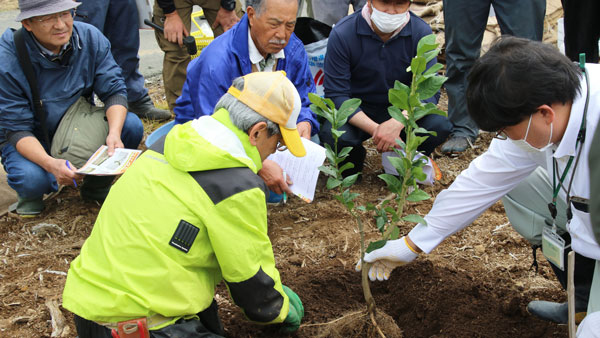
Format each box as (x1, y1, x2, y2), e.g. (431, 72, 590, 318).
(174, 0, 318, 196)
(0, 0, 144, 216)
(321, 0, 451, 177)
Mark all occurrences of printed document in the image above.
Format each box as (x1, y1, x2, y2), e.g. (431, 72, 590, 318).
(76, 146, 142, 176)
(267, 138, 326, 202)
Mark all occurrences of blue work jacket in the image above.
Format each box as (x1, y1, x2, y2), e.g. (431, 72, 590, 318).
(174, 15, 319, 135)
(0, 22, 126, 146)
(324, 11, 439, 119)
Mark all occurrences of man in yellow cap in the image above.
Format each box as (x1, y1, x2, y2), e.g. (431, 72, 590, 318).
(62, 71, 305, 338)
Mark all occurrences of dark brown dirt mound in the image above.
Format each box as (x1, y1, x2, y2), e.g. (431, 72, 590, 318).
(219, 261, 565, 337)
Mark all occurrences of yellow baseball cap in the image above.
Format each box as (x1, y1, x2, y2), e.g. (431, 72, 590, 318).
(227, 71, 306, 157)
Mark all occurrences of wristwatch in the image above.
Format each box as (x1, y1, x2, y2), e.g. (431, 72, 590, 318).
(220, 0, 236, 11)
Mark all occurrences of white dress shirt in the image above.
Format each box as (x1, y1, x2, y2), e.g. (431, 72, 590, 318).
(409, 63, 600, 260)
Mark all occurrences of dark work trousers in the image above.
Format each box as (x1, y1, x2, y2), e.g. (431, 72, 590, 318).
(74, 300, 224, 338)
(75, 0, 148, 104)
(548, 232, 595, 313)
(318, 109, 452, 177)
(561, 0, 600, 63)
(443, 0, 546, 140)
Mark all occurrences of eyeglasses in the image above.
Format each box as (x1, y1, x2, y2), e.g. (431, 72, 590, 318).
(276, 141, 287, 152)
(32, 9, 75, 27)
(494, 129, 508, 140)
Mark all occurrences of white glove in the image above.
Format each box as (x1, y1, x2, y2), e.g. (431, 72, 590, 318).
(355, 236, 419, 281)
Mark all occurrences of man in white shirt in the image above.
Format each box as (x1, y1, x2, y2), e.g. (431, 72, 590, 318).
(359, 36, 599, 325)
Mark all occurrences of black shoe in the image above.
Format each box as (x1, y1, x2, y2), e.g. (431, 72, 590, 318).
(527, 301, 587, 324)
(129, 95, 172, 121)
(440, 134, 475, 155)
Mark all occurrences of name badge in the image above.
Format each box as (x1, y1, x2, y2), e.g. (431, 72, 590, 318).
(542, 226, 567, 270)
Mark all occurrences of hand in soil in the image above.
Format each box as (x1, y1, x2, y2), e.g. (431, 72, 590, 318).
(281, 285, 304, 332)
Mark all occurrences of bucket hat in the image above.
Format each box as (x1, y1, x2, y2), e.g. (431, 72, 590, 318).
(16, 0, 81, 22)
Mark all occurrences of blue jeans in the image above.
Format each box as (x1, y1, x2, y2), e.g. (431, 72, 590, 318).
(75, 0, 148, 103)
(443, 0, 546, 139)
(1, 113, 143, 199)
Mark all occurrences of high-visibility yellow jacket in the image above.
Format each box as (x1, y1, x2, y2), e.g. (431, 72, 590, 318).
(62, 108, 289, 328)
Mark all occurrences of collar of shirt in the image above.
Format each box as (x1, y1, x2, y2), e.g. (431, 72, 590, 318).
(247, 27, 285, 71)
(31, 34, 71, 59)
(360, 4, 409, 40)
(553, 72, 587, 159)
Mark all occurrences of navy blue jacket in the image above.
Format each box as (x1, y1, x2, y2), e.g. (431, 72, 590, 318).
(173, 15, 319, 134)
(0, 22, 126, 147)
(324, 11, 439, 119)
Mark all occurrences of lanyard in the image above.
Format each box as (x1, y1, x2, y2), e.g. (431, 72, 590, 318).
(547, 61, 589, 225)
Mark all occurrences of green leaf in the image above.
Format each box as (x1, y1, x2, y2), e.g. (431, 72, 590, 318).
(324, 147, 337, 167)
(331, 128, 345, 140)
(324, 97, 336, 112)
(394, 80, 410, 92)
(318, 165, 337, 178)
(416, 34, 438, 57)
(347, 191, 360, 201)
(366, 239, 387, 253)
(423, 49, 440, 63)
(339, 162, 355, 175)
(389, 87, 410, 111)
(388, 106, 408, 126)
(356, 205, 366, 212)
(326, 177, 343, 190)
(387, 156, 406, 175)
(366, 202, 376, 211)
(416, 76, 447, 100)
(338, 146, 353, 159)
(423, 63, 444, 77)
(395, 138, 406, 149)
(402, 214, 427, 225)
(408, 94, 422, 109)
(376, 216, 386, 233)
(409, 56, 427, 76)
(341, 173, 360, 188)
(390, 226, 400, 240)
(411, 166, 427, 181)
(337, 98, 362, 123)
(378, 173, 403, 193)
(345, 201, 355, 210)
(413, 127, 436, 136)
(406, 189, 431, 202)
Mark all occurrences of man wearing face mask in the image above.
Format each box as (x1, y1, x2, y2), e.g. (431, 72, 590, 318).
(320, 0, 452, 178)
(357, 37, 599, 325)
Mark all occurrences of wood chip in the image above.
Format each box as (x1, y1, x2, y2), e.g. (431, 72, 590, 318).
(45, 299, 70, 337)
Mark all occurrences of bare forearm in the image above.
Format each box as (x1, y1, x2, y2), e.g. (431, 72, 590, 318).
(105, 104, 126, 137)
(348, 111, 378, 136)
(15, 136, 54, 172)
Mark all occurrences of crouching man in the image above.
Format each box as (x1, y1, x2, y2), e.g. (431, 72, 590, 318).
(62, 71, 305, 337)
(0, 0, 144, 215)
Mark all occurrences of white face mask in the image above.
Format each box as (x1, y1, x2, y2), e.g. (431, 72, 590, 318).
(510, 115, 554, 153)
(370, 5, 409, 33)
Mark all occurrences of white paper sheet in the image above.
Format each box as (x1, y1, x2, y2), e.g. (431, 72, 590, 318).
(267, 138, 326, 203)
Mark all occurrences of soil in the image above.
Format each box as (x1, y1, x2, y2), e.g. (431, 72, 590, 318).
(0, 85, 567, 337)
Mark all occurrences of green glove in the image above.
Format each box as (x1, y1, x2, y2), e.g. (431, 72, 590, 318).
(281, 285, 304, 332)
